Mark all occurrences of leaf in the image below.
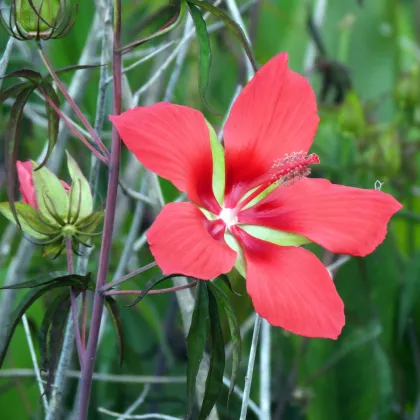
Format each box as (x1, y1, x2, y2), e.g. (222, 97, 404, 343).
(0, 271, 85, 290)
(45, 295, 72, 395)
(0, 274, 91, 368)
(31, 161, 69, 225)
(398, 249, 420, 337)
(120, 1, 187, 55)
(1, 69, 43, 83)
(5, 86, 36, 228)
(104, 297, 125, 367)
(126, 273, 181, 307)
(199, 288, 225, 419)
(66, 151, 93, 221)
(53, 63, 104, 77)
(188, 4, 218, 114)
(186, 282, 210, 418)
(39, 290, 71, 371)
(0, 202, 56, 239)
(208, 281, 241, 397)
(37, 83, 60, 170)
(216, 274, 241, 297)
(0, 82, 32, 104)
(187, 0, 258, 73)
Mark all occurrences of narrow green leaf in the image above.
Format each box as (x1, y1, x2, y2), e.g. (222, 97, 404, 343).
(199, 289, 225, 419)
(398, 249, 420, 336)
(76, 210, 105, 234)
(0, 202, 56, 239)
(104, 297, 125, 367)
(45, 296, 72, 395)
(0, 271, 83, 290)
(208, 281, 241, 397)
(0, 274, 91, 368)
(0, 82, 32, 104)
(37, 83, 60, 170)
(187, 0, 258, 73)
(66, 151, 93, 220)
(186, 282, 210, 418)
(120, 1, 187, 55)
(39, 290, 70, 371)
(31, 161, 69, 225)
(188, 4, 218, 113)
(216, 274, 241, 297)
(1, 69, 42, 83)
(53, 63, 103, 77)
(126, 273, 181, 307)
(5, 86, 36, 228)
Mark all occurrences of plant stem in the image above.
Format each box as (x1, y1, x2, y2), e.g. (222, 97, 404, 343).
(260, 319, 271, 420)
(239, 314, 262, 420)
(99, 262, 157, 292)
(77, 1, 122, 417)
(22, 314, 49, 412)
(103, 281, 197, 297)
(37, 42, 110, 157)
(66, 238, 85, 367)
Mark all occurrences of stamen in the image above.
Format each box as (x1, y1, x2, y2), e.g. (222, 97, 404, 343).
(236, 151, 320, 212)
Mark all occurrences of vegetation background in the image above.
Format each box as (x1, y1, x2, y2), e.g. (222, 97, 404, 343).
(0, 0, 419, 419)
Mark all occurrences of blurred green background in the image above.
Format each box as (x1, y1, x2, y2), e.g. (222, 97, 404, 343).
(1, 0, 420, 419)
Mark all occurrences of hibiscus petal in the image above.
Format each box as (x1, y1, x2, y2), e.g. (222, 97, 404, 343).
(147, 202, 237, 280)
(223, 53, 319, 207)
(110, 103, 219, 213)
(233, 227, 344, 339)
(238, 178, 402, 257)
(17, 160, 37, 208)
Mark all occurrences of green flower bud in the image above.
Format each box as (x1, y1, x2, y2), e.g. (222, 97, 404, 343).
(1, 0, 78, 40)
(0, 152, 104, 258)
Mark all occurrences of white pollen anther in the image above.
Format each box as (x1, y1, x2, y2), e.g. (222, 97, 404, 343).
(219, 208, 238, 228)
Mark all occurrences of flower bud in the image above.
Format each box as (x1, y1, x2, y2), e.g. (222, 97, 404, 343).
(1, 0, 78, 40)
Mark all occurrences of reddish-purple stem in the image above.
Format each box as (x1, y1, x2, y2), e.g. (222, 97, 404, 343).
(81, 291, 87, 349)
(103, 281, 198, 296)
(77, 3, 122, 419)
(37, 41, 110, 157)
(40, 89, 109, 165)
(66, 238, 85, 368)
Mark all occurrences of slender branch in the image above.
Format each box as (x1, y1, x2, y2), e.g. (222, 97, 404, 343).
(239, 314, 262, 420)
(0, 37, 14, 88)
(260, 319, 271, 420)
(100, 262, 157, 292)
(102, 281, 197, 297)
(36, 42, 110, 157)
(222, 376, 261, 417)
(39, 88, 109, 164)
(22, 315, 49, 412)
(98, 408, 182, 420)
(77, 0, 123, 417)
(117, 385, 150, 420)
(0, 369, 185, 384)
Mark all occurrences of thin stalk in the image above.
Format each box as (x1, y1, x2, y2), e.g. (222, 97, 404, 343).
(22, 315, 49, 412)
(103, 281, 197, 297)
(66, 238, 85, 367)
(239, 314, 262, 420)
(260, 319, 271, 420)
(39, 88, 109, 164)
(100, 262, 157, 292)
(36, 42, 110, 157)
(77, 1, 122, 417)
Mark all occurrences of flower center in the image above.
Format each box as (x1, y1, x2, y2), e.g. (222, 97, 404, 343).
(219, 207, 238, 228)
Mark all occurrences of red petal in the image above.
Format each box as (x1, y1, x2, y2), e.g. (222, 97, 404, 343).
(110, 103, 219, 213)
(238, 178, 402, 257)
(232, 227, 344, 339)
(223, 53, 319, 207)
(147, 202, 237, 280)
(16, 160, 37, 208)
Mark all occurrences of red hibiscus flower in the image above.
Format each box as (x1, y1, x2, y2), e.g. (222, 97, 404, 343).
(17, 160, 70, 209)
(110, 53, 402, 339)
